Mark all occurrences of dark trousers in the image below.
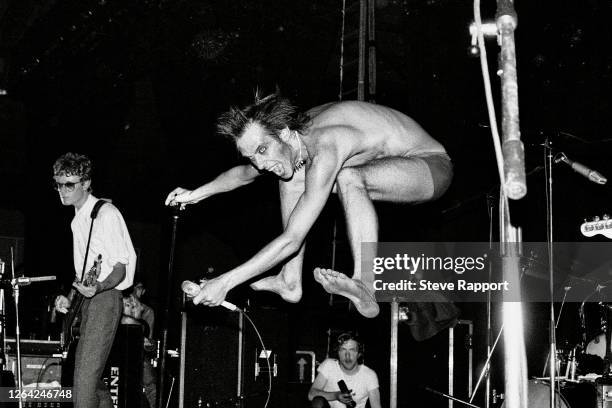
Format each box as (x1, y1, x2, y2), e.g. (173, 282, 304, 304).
(74, 289, 122, 408)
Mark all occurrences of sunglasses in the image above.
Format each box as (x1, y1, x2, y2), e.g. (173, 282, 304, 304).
(52, 181, 82, 192)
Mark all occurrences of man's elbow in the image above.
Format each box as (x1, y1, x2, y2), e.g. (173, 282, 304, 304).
(116, 265, 127, 279)
(112, 263, 127, 281)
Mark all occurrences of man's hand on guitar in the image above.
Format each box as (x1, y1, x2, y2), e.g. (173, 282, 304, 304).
(54, 295, 71, 314)
(73, 282, 98, 298)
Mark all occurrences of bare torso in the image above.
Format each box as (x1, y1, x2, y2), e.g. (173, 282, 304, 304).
(302, 101, 446, 168)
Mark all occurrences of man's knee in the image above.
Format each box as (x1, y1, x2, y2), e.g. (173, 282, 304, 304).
(311, 396, 330, 408)
(335, 167, 365, 192)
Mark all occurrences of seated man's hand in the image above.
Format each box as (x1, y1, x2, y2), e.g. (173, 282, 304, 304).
(335, 391, 354, 405)
(193, 277, 230, 307)
(54, 295, 71, 314)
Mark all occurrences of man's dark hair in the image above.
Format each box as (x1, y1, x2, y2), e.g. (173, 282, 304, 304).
(216, 91, 310, 141)
(53, 152, 93, 191)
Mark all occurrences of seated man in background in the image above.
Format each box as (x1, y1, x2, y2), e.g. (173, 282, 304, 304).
(121, 286, 156, 408)
(308, 333, 381, 408)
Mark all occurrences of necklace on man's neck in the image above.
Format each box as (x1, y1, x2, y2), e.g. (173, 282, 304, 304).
(294, 131, 306, 171)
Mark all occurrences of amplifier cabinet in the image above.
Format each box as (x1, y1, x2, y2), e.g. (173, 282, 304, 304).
(5, 354, 62, 387)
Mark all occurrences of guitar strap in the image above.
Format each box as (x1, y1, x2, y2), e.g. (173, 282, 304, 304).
(79, 199, 107, 283)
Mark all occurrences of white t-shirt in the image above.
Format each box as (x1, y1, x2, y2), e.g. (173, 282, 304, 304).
(317, 358, 379, 408)
(71, 194, 136, 290)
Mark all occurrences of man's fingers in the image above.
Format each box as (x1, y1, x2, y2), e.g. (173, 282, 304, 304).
(165, 193, 178, 206)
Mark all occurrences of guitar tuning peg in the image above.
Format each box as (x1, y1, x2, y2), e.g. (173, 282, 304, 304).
(604, 214, 610, 220)
(594, 216, 601, 221)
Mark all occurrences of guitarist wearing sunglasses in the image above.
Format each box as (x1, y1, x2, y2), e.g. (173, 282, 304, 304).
(52, 152, 137, 408)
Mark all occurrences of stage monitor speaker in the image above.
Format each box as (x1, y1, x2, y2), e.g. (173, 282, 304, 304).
(179, 307, 241, 408)
(179, 307, 288, 408)
(102, 323, 145, 408)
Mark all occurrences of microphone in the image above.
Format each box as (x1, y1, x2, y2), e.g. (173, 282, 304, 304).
(555, 153, 607, 185)
(181, 280, 238, 312)
(337, 380, 356, 408)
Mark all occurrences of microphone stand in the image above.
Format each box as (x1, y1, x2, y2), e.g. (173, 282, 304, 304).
(157, 205, 182, 408)
(5, 246, 57, 408)
(9, 248, 24, 408)
(496, 1, 529, 408)
(0, 259, 6, 375)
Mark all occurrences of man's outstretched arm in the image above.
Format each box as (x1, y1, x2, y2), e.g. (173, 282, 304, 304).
(165, 164, 260, 206)
(193, 145, 344, 306)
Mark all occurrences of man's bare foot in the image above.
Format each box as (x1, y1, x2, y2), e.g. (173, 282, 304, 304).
(313, 268, 379, 318)
(250, 275, 303, 303)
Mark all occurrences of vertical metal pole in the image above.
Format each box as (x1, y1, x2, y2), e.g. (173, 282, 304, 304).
(390, 300, 399, 408)
(178, 310, 186, 408)
(468, 322, 474, 398)
(357, 0, 366, 101)
(495, 1, 528, 407)
(237, 311, 244, 401)
(449, 326, 454, 408)
(158, 209, 181, 408)
(545, 143, 557, 408)
(499, 200, 528, 408)
(497, 0, 526, 200)
(338, 0, 346, 102)
(367, 0, 376, 102)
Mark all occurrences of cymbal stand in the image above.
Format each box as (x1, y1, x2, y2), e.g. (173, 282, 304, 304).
(543, 138, 561, 408)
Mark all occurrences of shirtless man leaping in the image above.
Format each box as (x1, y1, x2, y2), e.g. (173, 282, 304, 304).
(165, 92, 452, 318)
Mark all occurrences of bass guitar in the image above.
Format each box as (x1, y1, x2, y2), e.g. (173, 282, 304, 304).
(61, 254, 102, 353)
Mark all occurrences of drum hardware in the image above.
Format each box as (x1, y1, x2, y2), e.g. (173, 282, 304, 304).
(565, 349, 578, 382)
(424, 386, 481, 408)
(500, 379, 599, 408)
(602, 384, 612, 402)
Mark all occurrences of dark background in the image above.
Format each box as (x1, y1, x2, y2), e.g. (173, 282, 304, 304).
(1, 0, 612, 407)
